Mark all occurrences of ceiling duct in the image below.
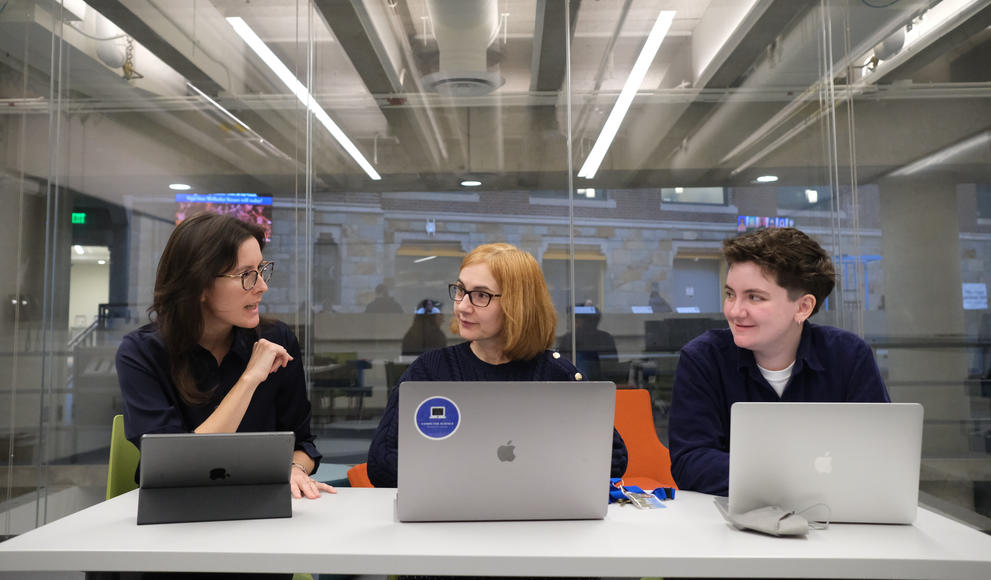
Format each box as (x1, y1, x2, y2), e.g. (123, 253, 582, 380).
(873, 27, 906, 62)
(421, 0, 504, 96)
(94, 13, 126, 69)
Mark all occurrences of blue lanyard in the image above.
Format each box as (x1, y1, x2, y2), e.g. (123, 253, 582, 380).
(609, 477, 676, 503)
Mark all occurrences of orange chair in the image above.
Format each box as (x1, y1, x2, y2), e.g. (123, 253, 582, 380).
(613, 388, 677, 490)
(347, 462, 374, 487)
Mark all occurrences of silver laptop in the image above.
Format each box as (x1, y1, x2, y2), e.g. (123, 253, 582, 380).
(397, 381, 616, 522)
(138, 431, 294, 524)
(728, 402, 924, 524)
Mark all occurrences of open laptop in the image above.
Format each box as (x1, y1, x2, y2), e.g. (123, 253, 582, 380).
(137, 431, 294, 525)
(727, 402, 924, 524)
(397, 380, 616, 522)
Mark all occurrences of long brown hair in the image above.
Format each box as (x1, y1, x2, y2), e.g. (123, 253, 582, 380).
(150, 213, 267, 404)
(449, 243, 557, 360)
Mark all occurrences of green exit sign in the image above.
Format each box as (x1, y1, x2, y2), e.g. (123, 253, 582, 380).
(71, 212, 86, 224)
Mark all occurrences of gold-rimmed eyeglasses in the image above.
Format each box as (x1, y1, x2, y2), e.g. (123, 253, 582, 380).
(217, 261, 275, 291)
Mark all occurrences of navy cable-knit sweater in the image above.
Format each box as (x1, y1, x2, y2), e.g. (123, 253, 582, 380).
(367, 341, 629, 487)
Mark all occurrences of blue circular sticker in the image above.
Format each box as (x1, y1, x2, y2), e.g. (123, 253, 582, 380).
(414, 396, 461, 440)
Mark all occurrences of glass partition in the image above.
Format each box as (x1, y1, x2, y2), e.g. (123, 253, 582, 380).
(2, 0, 989, 537)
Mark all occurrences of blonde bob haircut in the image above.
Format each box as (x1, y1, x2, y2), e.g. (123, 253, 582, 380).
(449, 243, 557, 361)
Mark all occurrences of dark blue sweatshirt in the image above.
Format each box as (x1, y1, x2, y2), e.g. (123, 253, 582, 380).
(669, 322, 890, 496)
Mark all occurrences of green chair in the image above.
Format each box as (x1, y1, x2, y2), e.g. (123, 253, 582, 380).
(105, 414, 140, 500)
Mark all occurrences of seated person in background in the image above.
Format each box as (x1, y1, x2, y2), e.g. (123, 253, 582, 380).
(401, 298, 448, 356)
(649, 289, 673, 313)
(115, 213, 335, 504)
(364, 282, 404, 313)
(367, 242, 628, 487)
(669, 227, 890, 496)
(556, 302, 618, 381)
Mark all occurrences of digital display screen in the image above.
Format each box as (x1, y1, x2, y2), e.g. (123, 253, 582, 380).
(737, 215, 794, 232)
(176, 193, 273, 241)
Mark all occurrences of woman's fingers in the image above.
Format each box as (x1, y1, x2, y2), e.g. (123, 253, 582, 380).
(290, 469, 337, 499)
(245, 339, 293, 381)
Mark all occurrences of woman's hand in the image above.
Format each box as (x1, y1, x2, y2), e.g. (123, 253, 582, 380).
(290, 465, 337, 499)
(195, 338, 292, 433)
(242, 338, 293, 385)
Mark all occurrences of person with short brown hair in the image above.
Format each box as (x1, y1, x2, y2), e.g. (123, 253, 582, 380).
(669, 227, 890, 495)
(722, 226, 837, 315)
(367, 242, 628, 487)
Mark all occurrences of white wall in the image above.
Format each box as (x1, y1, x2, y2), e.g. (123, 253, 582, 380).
(68, 262, 110, 329)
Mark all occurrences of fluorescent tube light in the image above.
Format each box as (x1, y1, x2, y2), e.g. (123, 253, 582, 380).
(578, 10, 675, 179)
(755, 175, 778, 183)
(187, 81, 293, 161)
(226, 17, 381, 180)
(169, 183, 191, 191)
(187, 82, 252, 132)
(890, 132, 990, 177)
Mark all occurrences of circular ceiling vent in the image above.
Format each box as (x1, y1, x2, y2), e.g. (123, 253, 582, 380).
(422, 71, 504, 97)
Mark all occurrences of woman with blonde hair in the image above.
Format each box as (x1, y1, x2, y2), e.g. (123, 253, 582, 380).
(367, 242, 627, 487)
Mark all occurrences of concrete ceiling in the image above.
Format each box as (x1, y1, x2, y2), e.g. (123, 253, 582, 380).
(1, 0, 989, 213)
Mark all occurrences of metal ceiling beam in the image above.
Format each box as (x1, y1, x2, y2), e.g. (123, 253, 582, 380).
(531, 0, 581, 93)
(86, 0, 224, 94)
(882, 2, 991, 83)
(313, 0, 445, 175)
(638, 0, 817, 183)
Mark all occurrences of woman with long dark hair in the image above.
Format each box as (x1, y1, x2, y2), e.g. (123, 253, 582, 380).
(116, 213, 334, 503)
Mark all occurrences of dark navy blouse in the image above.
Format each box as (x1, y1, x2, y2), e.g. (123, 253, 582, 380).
(115, 320, 321, 472)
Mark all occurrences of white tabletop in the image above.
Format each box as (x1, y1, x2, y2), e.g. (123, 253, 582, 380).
(1, 488, 989, 578)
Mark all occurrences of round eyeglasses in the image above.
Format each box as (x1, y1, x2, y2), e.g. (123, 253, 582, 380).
(217, 261, 275, 291)
(448, 283, 501, 307)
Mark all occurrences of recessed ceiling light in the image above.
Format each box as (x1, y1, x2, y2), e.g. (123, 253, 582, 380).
(73, 245, 84, 255)
(755, 175, 779, 183)
(97, 260, 107, 265)
(460, 180, 482, 187)
(169, 183, 191, 191)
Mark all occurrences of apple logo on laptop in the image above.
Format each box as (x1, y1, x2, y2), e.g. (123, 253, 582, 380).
(497, 440, 516, 462)
(814, 451, 832, 474)
(209, 467, 230, 481)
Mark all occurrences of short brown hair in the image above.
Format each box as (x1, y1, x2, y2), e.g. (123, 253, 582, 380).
(449, 243, 557, 360)
(722, 227, 835, 315)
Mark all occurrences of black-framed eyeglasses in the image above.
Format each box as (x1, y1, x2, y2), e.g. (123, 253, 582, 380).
(217, 261, 275, 291)
(448, 283, 501, 307)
